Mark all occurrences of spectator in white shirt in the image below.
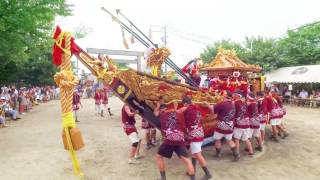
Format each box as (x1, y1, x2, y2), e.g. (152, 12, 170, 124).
(299, 89, 309, 99)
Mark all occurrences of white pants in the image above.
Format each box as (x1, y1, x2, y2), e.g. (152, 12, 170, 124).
(213, 131, 233, 141)
(270, 118, 282, 126)
(233, 128, 251, 141)
(128, 132, 140, 144)
(0, 116, 5, 124)
(260, 123, 266, 131)
(95, 104, 101, 113)
(190, 141, 203, 154)
(250, 128, 261, 138)
(103, 104, 109, 112)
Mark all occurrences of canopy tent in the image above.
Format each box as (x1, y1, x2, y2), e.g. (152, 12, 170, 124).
(265, 65, 320, 83)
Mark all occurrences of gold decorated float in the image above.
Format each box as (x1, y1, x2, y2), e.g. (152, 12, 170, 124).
(202, 48, 264, 94)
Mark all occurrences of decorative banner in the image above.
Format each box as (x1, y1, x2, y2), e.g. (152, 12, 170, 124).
(120, 25, 129, 49)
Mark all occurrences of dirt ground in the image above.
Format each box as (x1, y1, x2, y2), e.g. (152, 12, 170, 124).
(0, 97, 320, 180)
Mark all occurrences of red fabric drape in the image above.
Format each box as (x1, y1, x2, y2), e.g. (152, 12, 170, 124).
(52, 26, 80, 66)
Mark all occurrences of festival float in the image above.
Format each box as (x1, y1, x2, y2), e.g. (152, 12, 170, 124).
(52, 9, 224, 177)
(202, 48, 264, 95)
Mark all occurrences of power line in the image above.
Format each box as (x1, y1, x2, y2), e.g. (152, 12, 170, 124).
(169, 31, 210, 45)
(291, 21, 320, 31)
(167, 26, 215, 41)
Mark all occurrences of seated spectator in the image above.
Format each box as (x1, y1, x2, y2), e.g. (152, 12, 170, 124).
(0, 105, 6, 128)
(284, 90, 292, 104)
(1, 96, 20, 120)
(298, 89, 309, 99)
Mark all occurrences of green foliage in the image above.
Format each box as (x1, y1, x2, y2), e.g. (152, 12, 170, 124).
(116, 63, 129, 70)
(73, 24, 92, 39)
(201, 40, 247, 64)
(0, 0, 71, 85)
(243, 37, 279, 72)
(200, 22, 320, 72)
(277, 23, 320, 67)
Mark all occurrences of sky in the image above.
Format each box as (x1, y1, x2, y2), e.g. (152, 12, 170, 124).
(55, 0, 320, 72)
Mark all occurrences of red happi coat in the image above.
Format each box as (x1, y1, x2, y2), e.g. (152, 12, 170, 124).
(234, 100, 250, 129)
(73, 93, 81, 110)
(184, 104, 204, 142)
(94, 92, 102, 105)
(213, 100, 235, 134)
(121, 106, 137, 135)
(159, 110, 185, 146)
(267, 95, 284, 120)
(101, 89, 108, 104)
(257, 97, 268, 124)
(247, 100, 260, 129)
(240, 81, 249, 97)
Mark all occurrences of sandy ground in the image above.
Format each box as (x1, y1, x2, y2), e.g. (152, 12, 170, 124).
(0, 97, 320, 180)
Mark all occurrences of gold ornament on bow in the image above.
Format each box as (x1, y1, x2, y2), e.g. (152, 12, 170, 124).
(147, 47, 171, 76)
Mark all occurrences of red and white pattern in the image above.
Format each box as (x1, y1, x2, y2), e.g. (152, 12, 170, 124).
(160, 111, 185, 146)
(184, 104, 204, 142)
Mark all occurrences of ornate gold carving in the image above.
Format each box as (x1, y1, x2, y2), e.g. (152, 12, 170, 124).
(113, 69, 223, 106)
(76, 50, 222, 108)
(117, 85, 126, 95)
(147, 47, 171, 67)
(203, 48, 262, 72)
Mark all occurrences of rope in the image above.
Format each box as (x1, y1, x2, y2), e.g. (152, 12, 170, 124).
(53, 31, 83, 178)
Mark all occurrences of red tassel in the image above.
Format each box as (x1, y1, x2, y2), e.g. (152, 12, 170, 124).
(52, 26, 63, 66)
(52, 26, 80, 65)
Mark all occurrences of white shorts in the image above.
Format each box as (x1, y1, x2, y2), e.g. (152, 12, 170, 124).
(250, 129, 261, 138)
(128, 132, 140, 144)
(213, 131, 233, 141)
(190, 141, 203, 154)
(233, 128, 250, 141)
(270, 118, 282, 126)
(260, 123, 266, 131)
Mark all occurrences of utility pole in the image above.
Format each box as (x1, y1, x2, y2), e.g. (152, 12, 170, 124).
(149, 25, 168, 73)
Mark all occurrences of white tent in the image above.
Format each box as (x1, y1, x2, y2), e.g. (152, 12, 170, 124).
(265, 65, 320, 83)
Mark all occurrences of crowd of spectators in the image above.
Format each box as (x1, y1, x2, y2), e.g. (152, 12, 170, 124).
(0, 85, 60, 127)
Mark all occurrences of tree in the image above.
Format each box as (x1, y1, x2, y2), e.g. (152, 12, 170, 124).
(73, 24, 92, 39)
(200, 40, 246, 64)
(116, 63, 129, 70)
(243, 37, 278, 72)
(200, 21, 320, 73)
(277, 23, 320, 67)
(0, 0, 71, 85)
